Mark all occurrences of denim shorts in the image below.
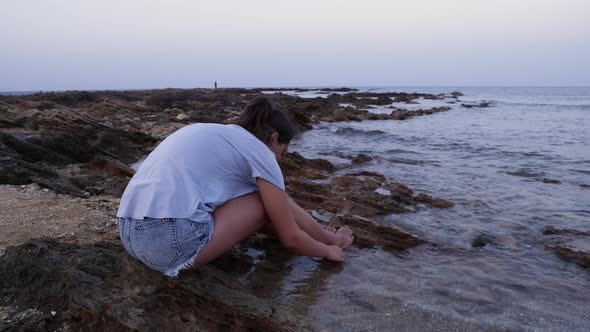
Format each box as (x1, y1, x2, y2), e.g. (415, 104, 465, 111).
(117, 216, 215, 277)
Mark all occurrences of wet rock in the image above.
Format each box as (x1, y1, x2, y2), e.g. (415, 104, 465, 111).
(352, 153, 373, 164)
(471, 234, 489, 248)
(329, 214, 426, 250)
(390, 107, 451, 120)
(281, 158, 454, 218)
(450, 91, 464, 97)
(0, 238, 310, 331)
(543, 226, 590, 236)
(542, 178, 561, 184)
(580, 184, 590, 188)
(318, 87, 358, 92)
(414, 193, 455, 208)
(461, 102, 490, 108)
(471, 233, 516, 249)
(322, 174, 416, 216)
(552, 245, 590, 268)
(372, 96, 393, 105)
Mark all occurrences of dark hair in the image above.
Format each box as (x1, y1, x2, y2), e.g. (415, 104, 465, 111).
(239, 96, 295, 144)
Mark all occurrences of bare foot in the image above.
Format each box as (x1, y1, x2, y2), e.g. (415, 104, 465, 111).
(327, 225, 353, 249)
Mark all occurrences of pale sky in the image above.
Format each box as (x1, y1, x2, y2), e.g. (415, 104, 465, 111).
(1, 0, 589, 90)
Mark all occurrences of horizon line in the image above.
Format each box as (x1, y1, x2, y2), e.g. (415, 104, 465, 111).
(2, 85, 590, 95)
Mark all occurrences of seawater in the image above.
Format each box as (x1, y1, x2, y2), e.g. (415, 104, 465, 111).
(276, 87, 590, 330)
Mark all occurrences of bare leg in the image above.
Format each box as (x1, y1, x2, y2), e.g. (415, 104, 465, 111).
(188, 192, 268, 269)
(187, 192, 353, 271)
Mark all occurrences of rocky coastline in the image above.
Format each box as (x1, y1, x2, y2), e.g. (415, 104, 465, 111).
(0, 88, 583, 331)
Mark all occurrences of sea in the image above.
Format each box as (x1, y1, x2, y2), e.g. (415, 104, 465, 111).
(263, 87, 590, 331)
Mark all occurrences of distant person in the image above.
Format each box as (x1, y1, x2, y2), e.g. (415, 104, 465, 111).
(214, 81, 217, 89)
(116, 97, 354, 276)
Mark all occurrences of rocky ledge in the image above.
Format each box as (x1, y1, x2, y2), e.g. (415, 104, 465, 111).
(543, 226, 590, 268)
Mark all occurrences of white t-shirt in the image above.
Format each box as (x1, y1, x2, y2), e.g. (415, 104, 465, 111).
(116, 123, 285, 220)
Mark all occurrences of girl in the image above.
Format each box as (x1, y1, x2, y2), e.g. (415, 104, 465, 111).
(117, 96, 353, 277)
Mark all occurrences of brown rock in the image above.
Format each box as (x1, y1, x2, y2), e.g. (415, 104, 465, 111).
(461, 102, 490, 108)
(279, 152, 335, 179)
(414, 193, 455, 208)
(88, 158, 135, 177)
(543, 226, 590, 236)
(553, 246, 590, 268)
(471, 234, 488, 248)
(175, 113, 191, 121)
(329, 214, 426, 250)
(352, 153, 373, 164)
(0, 239, 310, 331)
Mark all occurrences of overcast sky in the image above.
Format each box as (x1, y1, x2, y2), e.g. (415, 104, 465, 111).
(1, 0, 589, 90)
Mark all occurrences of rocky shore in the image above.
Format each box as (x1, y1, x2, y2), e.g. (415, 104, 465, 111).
(2, 87, 578, 331)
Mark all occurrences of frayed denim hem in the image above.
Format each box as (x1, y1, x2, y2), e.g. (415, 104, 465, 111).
(163, 220, 215, 278)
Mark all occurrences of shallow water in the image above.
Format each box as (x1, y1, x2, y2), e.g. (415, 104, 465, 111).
(265, 87, 590, 330)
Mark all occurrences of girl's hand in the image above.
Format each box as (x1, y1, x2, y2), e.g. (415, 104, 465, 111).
(325, 245, 346, 262)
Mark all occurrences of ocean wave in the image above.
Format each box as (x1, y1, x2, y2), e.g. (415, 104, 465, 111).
(569, 169, 590, 175)
(492, 100, 590, 109)
(384, 148, 422, 155)
(384, 156, 441, 166)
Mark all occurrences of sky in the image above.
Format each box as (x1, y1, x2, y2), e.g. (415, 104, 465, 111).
(1, 0, 589, 90)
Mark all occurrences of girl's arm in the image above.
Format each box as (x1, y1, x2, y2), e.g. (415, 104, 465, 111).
(257, 178, 345, 261)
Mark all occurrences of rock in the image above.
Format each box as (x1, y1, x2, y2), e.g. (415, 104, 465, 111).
(352, 153, 373, 164)
(371, 96, 393, 106)
(0, 106, 156, 195)
(0, 239, 310, 331)
(471, 234, 489, 248)
(542, 178, 561, 184)
(105, 219, 118, 227)
(323, 174, 416, 216)
(580, 184, 590, 188)
(88, 158, 135, 177)
(552, 245, 590, 268)
(461, 102, 490, 108)
(471, 233, 516, 249)
(329, 214, 426, 250)
(285, 178, 330, 208)
(175, 113, 191, 121)
(543, 226, 590, 236)
(281, 158, 454, 218)
(450, 91, 464, 97)
(374, 187, 392, 196)
(0, 306, 49, 331)
(29, 183, 42, 191)
(279, 152, 335, 179)
(413, 193, 455, 208)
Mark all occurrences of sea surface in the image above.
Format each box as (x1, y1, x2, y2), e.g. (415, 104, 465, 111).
(264, 87, 590, 331)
